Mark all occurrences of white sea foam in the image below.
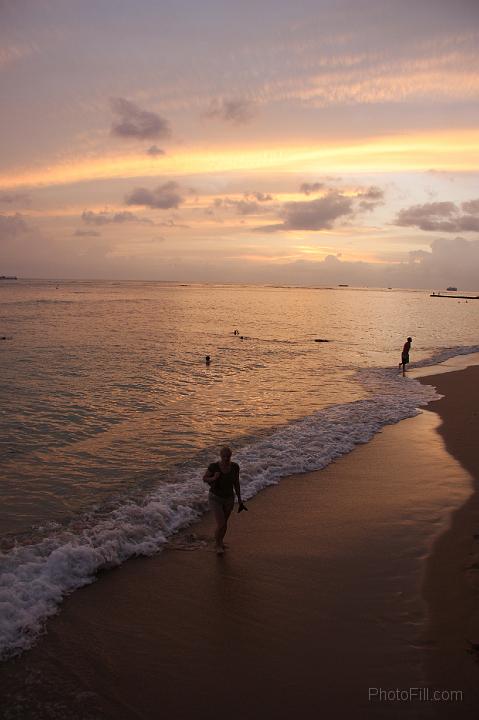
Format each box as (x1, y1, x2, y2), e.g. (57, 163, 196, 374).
(413, 344, 479, 368)
(0, 346, 476, 661)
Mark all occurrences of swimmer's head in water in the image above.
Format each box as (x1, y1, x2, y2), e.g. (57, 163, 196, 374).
(220, 446, 232, 461)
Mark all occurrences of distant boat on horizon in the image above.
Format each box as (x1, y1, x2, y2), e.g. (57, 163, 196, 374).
(0, 275, 17, 280)
(446, 286, 458, 291)
(338, 284, 349, 287)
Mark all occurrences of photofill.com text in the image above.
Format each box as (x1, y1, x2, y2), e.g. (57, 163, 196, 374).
(368, 688, 463, 703)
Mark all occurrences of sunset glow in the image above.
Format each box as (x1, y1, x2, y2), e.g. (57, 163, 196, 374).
(1, 0, 478, 286)
(1, 130, 479, 191)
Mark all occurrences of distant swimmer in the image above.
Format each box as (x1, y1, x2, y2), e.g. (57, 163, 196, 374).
(203, 446, 247, 555)
(205, 355, 211, 365)
(399, 337, 412, 375)
(233, 329, 239, 335)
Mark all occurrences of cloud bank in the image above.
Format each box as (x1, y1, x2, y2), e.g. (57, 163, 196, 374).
(0, 213, 29, 235)
(280, 192, 354, 230)
(81, 210, 154, 225)
(258, 186, 383, 232)
(244, 192, 273, 202)
(110, 98, 170, 140)
(205, 98, 257, 124)
(396, 198, 479, 232)
(73, 229, 101, 237)
(236, 236, 479, 290)
(300, 182, 325, 196)
(146, 145, 165, 157)
(125, 182, 184, 209)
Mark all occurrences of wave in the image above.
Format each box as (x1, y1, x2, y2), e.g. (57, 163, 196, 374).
(413, 344, 479, 368)
(0, 346, 477, 661)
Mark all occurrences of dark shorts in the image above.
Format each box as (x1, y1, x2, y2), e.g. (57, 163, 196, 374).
(401, 353, 409, 364)
(209, 492, 234, 515)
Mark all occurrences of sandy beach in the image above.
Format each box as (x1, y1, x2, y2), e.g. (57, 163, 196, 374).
(1, 364, 478, 719)
(419, 366, 479, 706)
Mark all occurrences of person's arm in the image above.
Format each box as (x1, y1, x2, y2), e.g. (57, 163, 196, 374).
(203, 466, 220, 486)
(233, 472, 242, 503)
(233, 466, 247, 511)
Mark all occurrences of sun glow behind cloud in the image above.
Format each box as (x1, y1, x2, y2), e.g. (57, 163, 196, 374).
(1, 130, 479, 191)
(1, 1, 479, 285)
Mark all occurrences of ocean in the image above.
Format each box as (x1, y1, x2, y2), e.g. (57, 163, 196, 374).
(1, 279, 478, 659)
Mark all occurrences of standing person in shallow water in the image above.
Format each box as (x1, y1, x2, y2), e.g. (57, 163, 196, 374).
(399, 336, 412, 376)
(203, 446, 246, 555)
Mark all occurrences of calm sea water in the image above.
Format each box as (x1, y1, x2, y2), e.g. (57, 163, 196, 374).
(1, 279, 478, 658)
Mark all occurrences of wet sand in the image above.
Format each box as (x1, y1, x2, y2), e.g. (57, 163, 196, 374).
(419, 366, 479, 706)
(1, 366, 478, 719)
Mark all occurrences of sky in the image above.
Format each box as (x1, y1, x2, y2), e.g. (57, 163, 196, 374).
(1, 0, 479, 288)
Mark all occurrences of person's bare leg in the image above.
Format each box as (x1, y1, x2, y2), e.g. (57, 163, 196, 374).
(211, 501, 227, 551)
(219, 501, 234, 547)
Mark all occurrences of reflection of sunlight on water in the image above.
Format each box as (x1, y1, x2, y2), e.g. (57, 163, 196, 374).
(1, 280, 478, 534)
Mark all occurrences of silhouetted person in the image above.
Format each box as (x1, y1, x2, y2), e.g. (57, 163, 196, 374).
(203, 446, 246, 555)
(399, 337, 412, 375)
(205, 355, 211, 365)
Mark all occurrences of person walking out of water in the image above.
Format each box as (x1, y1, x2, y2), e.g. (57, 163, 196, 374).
(399, 337, 412, 375)
(203, 446, 246, 555)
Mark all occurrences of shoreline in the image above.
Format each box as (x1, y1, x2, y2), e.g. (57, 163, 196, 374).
(0, 364, 478, 718)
